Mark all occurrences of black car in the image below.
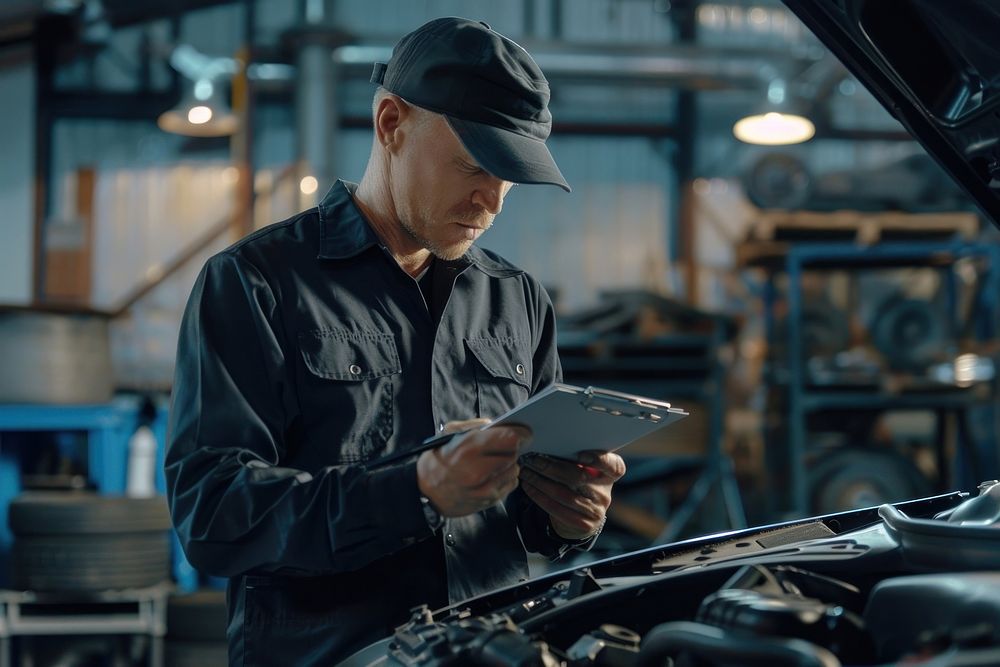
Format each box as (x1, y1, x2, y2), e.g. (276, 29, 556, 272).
(344, 2, 1000, 665)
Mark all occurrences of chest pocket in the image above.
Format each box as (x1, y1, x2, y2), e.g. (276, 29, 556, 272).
(298, 329, 400, 463)
(465, 336, 532, 420)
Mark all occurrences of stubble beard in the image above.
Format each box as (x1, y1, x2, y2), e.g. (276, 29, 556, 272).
(399, 209, 493, 262)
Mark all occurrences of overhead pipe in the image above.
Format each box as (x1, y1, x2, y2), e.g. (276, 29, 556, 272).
(330, 42, 812, 90)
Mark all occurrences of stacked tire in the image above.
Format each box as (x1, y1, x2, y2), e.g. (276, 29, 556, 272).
(8, 492, 172, 591)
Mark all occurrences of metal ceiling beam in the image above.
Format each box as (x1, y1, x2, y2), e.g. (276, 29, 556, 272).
(45, 91, 177, 119)
(100, 0, 240, 27)
(0, 0, 241, 47)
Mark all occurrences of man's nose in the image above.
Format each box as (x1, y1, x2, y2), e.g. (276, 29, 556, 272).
(471, 176, 510, 215)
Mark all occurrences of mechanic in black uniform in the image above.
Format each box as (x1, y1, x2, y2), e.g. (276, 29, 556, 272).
(165, 17, 626, 665)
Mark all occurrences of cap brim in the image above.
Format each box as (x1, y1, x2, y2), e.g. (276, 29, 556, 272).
(445, 117, 571, 193)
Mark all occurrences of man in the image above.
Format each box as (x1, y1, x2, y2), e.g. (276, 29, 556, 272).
(165, 17, 626, 666)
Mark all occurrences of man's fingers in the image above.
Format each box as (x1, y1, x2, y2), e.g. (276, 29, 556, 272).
(522, 454, 613, 488)
(442, 428, 510, 458)
(440, 418, 492, 435)
(488, 424, 532, 446)
(419, 424, 531, 517)
(519, 468, 604, 519)
(521, 455, 586, 486)
(577, 451, 627, 481)
(467, 461, 520, 492)
(499, 423, 532, 439)
(514, 452, 621, 541)
(520, 478, 598, 531)
(450, 426, 530, 458)
(494, 474, 520, 500)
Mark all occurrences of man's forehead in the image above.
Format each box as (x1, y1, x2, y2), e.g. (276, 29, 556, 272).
(435, 114, 479, 165)
(423, 109, 504, 180)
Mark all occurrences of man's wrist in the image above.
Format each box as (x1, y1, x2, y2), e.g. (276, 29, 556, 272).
(546, 515, 606, 544)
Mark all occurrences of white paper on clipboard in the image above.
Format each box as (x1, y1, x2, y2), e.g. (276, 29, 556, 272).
(485, 382, 688, 460)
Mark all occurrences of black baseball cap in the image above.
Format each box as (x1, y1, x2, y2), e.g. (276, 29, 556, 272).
(371, 17, 570, 192)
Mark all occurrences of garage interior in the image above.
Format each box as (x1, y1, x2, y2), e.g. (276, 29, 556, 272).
(0, 0, 997, 665)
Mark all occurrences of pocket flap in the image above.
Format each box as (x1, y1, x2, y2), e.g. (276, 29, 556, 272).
(299, 330, 401, 381)
(465, 337, 531, 389)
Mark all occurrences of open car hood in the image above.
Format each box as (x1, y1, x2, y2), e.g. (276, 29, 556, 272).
(343, 486, 1000, 666)
(782, 0, 1000, 228)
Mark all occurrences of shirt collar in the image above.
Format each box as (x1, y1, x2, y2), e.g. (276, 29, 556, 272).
(317, 180, 380, 260)
(316, 179, 523, 278)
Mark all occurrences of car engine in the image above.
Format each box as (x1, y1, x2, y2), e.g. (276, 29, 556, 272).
(352, 482, 1000, 667)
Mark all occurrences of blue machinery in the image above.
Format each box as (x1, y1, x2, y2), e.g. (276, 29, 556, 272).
(0, 397, 199, 591)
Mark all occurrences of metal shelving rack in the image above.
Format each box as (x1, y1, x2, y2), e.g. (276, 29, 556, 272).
(0, 583, 169, 667)
(759, 241, 1000, 516)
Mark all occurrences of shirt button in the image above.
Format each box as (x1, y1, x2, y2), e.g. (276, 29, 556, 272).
(349, 364, 362, 375)
(515, 363, 525, 375)
(445, 533, 456, 547)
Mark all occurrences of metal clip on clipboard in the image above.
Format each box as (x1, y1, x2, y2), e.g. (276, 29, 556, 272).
(579, 386, 671, 423)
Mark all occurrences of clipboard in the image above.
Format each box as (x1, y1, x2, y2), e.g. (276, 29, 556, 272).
(490, 383, 688, 460)
(362, 383, 687, 471)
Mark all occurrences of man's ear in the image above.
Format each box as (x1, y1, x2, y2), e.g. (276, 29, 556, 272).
(374, 95, 409, 152)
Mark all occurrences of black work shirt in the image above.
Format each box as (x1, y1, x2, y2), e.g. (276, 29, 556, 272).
(165, 181, 578, 666)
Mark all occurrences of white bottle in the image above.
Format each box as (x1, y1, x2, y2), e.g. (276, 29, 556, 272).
(126, 424, 157, 497)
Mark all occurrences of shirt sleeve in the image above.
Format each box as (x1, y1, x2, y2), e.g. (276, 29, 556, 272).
(165, 252, 432, 578)
(505, 278, 603, 560)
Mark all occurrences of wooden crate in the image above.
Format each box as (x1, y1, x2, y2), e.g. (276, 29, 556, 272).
(749, 210, 979, 245)
(738, 210, 981, 268)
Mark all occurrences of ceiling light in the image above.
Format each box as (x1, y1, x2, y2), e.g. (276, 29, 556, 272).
(299, 176, 319, 195)
(733, 111, 815, 145)
(734, 77, 815, 145)
(158, 88, 238, 137)
(158, 45, 240, 138)
(187, 106, 213, 125)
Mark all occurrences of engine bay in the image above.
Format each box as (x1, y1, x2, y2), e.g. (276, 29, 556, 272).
(357, 482, 1000, 667)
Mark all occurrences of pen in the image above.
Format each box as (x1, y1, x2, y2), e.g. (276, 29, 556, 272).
(361, 428, 475, 471)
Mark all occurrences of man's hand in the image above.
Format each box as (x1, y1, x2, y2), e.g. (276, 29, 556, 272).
(417, 419, 531, 518)
(519, 451, 626, 541)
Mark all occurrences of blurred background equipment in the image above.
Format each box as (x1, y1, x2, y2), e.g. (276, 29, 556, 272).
(869, 294, 948, 372)
(557, 290, 745, 552)
(745, 152, 970, 212)
(740, 216, 1000, 518)
(807, 446, 932, 515)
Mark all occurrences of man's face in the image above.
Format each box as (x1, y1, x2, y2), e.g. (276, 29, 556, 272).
(390, 111, 515, 261)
